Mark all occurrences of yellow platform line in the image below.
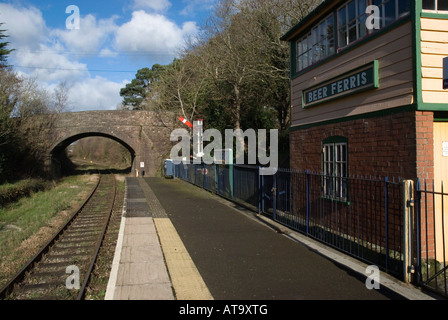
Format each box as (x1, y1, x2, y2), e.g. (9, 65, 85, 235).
(153, 217, 214, 300)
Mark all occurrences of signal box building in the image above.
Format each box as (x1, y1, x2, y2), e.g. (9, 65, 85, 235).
(282, 0, 448, 185)
(281, 1, 448, 270)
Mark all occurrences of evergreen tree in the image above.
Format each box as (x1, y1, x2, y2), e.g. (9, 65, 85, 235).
(120, 64, 166, 110)
(0, 23, 14, 68)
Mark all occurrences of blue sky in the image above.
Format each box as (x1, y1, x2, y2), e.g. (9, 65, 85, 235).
(0, 0, 216, 111)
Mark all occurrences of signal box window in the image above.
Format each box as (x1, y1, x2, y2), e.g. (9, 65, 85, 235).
(323, 138, 348, 201)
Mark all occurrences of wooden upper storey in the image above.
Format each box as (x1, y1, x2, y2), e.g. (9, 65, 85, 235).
(283, 0, 448, 128)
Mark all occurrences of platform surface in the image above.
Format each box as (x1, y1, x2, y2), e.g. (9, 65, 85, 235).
(105, 177, 435, 301)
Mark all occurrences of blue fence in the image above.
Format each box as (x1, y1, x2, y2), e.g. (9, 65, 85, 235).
(415, 179, 448, 297)
(172, 163, 404, 279)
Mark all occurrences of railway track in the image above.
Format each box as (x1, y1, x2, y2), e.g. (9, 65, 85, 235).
(0, 174, 117, 300)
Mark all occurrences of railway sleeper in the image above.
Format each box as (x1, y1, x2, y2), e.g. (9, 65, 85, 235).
(12, 282, 76, 300)
(73, 217, 108, 224)
(63, 229, 102, 237)
(60, 234, 101, 241)
(90, 205, 113, 210)
(52, 244, 95, 252)
(42, 253, 92, 264)
(29, 269, 69, 279)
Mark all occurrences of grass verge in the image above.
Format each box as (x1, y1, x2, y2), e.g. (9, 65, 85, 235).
(0, 174, 99, 288)
(0, 179, 50, 207)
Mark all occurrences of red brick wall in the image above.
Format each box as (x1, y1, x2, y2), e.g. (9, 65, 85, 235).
(290, 109, 436, 263)
(414, 111, 436, 261)
(415, 111, 434, 181)
(290, 110, 429, 180)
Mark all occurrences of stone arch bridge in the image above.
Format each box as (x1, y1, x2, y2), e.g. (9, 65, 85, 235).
(29, 110, 177, 177)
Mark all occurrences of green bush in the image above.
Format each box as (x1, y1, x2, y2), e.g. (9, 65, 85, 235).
(0, 179, 49, 207)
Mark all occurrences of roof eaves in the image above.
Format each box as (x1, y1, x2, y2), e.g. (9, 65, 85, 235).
(280, 0, 340, 42)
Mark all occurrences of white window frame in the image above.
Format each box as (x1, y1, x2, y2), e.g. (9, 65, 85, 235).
(422, 0, 448, 12)
(323, 142, 348, 201)
(295, 13, 335, 73)
(294, 0, 410, 73)
(337, 0, 410, 50)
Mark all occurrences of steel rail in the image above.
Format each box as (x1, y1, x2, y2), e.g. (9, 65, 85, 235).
(77, 173, 117, 300)
(0, 173, 117, 300)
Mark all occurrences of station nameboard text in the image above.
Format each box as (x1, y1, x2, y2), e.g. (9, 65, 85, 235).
(303, 60, 379, 108)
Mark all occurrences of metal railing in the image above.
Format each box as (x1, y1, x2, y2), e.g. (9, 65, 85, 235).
(172, 163, 404, 279)
(416, 179, 448, 297)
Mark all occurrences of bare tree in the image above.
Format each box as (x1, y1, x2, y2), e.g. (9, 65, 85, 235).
(149, 50, 211, 124)
(52, 81, 71, 113)
(200, 1, 253, 131)
(200, 0, 322, 131)
(145, 0, 322, 134)
(10, 76, 51, 118)
(0, 70, 55, 179)
(0, 68, 21, 146)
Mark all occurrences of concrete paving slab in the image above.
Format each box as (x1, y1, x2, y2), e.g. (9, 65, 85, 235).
(124, 223, 157, 236)
(121, 233, 161, 247)
(112, 283, 174, 300)
(124, 217, 154, 226)
(105, 178, 175, 300)
(119, 245, 165, 263)
(116, 261, 171, 285)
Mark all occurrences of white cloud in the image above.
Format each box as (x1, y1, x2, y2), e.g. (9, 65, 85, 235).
(14, 46, 89, 84)
(69, 77, 128, 111)
(0, 3, 122, 111)
(133, 0, 171, 12)
(0, 4, 47, 50)
(99, 48, 119, 58)
(51, 15, 118, 54)
(114, 11, 199, 57)
(0, 3, 202, 112)
(0, 4, 88, 84)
